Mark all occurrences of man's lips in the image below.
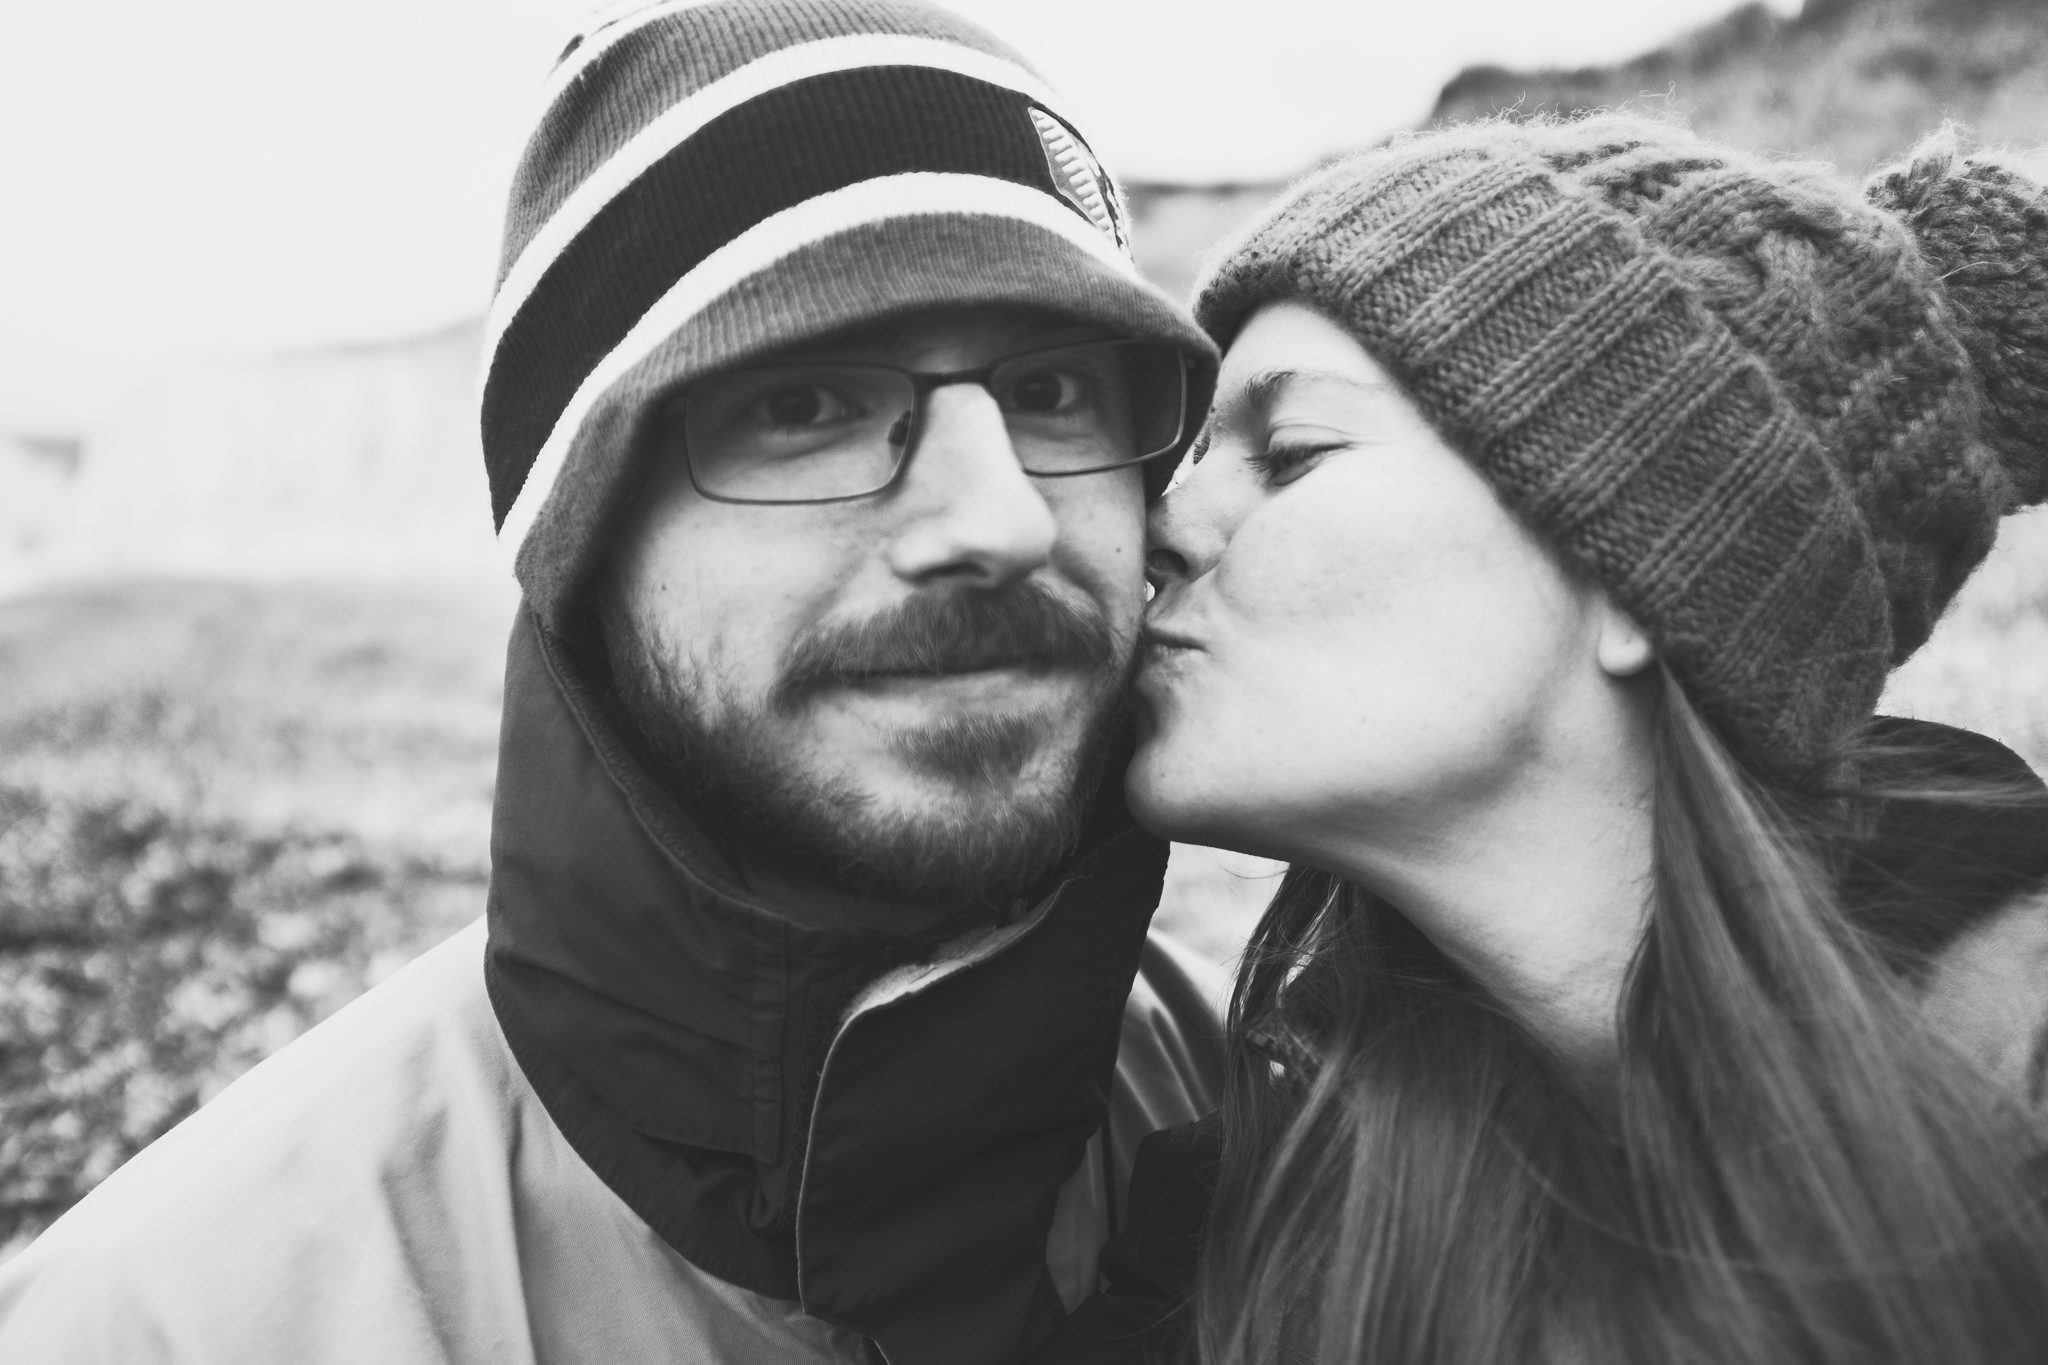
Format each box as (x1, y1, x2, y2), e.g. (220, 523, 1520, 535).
(833, 650, 1067, 683)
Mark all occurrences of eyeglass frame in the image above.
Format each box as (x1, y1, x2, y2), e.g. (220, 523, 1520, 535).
(656, 336, 1194, 506)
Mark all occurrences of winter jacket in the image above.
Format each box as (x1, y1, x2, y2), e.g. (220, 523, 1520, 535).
(1030, 718, 2048, 1365)
(0, 609, 1227, 1365)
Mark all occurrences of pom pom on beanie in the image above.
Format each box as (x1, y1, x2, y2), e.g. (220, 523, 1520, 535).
(1867, 131, 2048, 508)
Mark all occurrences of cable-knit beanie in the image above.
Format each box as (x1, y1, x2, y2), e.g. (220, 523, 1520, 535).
(484, 0, 1216, 624)
(1196, 114, 2048, 782)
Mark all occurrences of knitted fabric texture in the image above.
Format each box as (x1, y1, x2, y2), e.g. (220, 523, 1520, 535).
(1196, 115, 2048, 780)
(484, 0, 1216, 623)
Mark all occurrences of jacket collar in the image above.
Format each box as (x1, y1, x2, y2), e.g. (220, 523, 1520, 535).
(483, 606, 1167, 1362)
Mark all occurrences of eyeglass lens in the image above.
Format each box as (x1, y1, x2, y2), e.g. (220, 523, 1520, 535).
(675, 339, 1186, 502)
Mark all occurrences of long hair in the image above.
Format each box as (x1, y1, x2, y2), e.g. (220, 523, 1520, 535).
(1196, 670, 2048, 1365)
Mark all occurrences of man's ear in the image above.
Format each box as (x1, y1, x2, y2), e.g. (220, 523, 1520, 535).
(1595, 601, 1654, 678)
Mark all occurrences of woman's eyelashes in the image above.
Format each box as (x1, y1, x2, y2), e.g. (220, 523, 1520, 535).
(1246, 435, 1347, 485)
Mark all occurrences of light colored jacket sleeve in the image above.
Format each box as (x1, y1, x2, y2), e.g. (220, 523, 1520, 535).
(0, 923, 536, 1365)
(1919, 883, 2048, 1113)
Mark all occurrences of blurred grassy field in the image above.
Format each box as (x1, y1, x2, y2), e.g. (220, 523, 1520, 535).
(1433, 0, 2048, 176)
(1883, 509, 2048, 775)
(0, 580, 513, 1253)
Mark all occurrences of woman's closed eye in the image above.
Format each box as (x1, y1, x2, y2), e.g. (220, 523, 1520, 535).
(1246, 435, 1348, 486)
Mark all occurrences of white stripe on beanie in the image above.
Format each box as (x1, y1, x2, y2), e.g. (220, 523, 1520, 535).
(484, 33, 1071, 374)
(494, 171, 1144, 564)
(534, 1, 729, 118)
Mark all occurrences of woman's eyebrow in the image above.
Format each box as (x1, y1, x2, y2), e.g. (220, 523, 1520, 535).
(1243, 367, 1387, 418)
(1197, 367, 1389, 462)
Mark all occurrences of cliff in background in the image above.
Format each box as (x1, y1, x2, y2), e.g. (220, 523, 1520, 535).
(1432, 0, 2048, 171)
(1, 324, 495, 591)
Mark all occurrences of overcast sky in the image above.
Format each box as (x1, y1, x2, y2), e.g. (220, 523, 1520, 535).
(0, 0, 1796, 429)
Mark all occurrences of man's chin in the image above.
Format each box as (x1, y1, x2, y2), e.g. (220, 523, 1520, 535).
(808, 736, 1103, 909)
(805, 672, 1099, 782)
(887, 707, 1052, 786)
(843, 723, 1079, 817)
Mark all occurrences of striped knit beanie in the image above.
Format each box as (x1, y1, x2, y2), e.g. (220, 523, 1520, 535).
(1195, 114, 2048, 781)
(483, 0, 1216, 622)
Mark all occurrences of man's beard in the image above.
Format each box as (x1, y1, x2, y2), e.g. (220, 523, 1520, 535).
(598, 583, 1132, 912)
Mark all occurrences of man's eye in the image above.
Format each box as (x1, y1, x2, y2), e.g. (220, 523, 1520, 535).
(752, 383, 858, 430)
(999, 365, 1087, 416)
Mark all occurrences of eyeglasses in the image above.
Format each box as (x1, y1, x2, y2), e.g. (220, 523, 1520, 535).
(658, 337, 1191, 504)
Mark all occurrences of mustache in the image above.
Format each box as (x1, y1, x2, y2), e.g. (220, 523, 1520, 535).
(776, 583, 1122, 701)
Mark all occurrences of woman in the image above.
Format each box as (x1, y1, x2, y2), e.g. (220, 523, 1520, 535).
(1043, 114, 2048, 1364)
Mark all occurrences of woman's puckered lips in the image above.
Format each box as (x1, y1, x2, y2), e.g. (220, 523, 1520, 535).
(1136, 621, 1203, 688)
(1138, 619, 1202, 654)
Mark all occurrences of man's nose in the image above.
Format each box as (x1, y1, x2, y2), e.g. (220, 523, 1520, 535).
(884, 383, 1059, 588)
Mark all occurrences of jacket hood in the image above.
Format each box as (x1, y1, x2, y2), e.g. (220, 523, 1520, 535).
(482, 606, 1168, 1363)
(1848, 716, 2048, 978)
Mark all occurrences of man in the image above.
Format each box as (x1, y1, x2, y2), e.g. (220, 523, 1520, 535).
(0, 3, 1224, 1362)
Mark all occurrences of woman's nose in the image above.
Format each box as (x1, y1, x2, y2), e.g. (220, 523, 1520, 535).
(1142, 476, 1219, 594)
(1144, 541, 1190, 592)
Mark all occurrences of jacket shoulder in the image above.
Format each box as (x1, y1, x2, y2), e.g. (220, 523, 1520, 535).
(1920, 881, 2048, 1111)
(0, 921, 529, 1365)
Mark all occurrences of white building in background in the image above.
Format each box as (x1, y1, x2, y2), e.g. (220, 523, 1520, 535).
(0, 436, 85, 595)
(5, 321, 500, 594)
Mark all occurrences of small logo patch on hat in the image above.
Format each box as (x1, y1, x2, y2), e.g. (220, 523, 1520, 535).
(1029, 106, 1131, 255)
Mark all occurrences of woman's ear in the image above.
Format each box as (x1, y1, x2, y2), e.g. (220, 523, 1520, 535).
(1595, 602, 1654, 678)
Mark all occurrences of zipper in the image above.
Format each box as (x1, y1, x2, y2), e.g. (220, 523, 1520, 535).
(790, 880, 1071, 1317)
